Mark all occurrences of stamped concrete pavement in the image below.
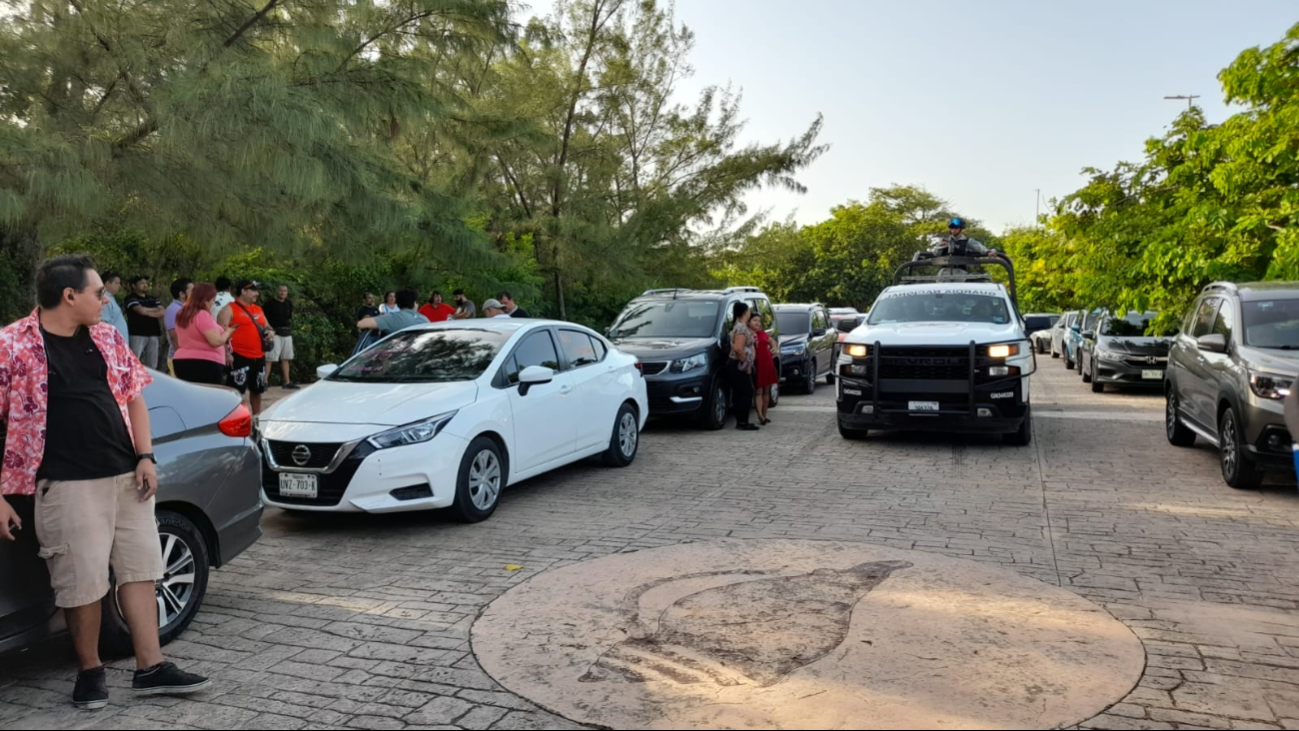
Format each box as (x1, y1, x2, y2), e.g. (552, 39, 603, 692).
(3, 358, 1299, 730)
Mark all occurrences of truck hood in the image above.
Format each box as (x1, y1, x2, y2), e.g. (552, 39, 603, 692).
(847, 321, 1024, 346)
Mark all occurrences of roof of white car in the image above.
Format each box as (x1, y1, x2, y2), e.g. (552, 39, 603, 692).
(405, 319, 585, 335)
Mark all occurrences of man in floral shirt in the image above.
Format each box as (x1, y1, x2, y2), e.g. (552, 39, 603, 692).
(0, 256, 210, 709)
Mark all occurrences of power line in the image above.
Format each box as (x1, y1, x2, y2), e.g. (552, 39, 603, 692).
(1164, 94, 1200, 110)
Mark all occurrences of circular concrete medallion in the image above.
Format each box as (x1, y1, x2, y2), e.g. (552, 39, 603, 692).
(473, 540, 1143, 730)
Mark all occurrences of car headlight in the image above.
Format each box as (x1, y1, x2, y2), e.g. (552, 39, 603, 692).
(988, 344, 1020, 359)
(368, 411, 458, 450)
(1096, 349, 1125, 362)
(844, 344, 869, 358)
(1249, 371, 1293, 400)
(669, 352, 708, 373)
(782, 343, 807, 355)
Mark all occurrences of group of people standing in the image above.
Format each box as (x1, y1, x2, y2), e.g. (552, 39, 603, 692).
(354, 288, 530, 335)
(726, 301, 779, 431)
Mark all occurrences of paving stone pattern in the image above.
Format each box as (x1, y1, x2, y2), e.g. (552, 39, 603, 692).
(3, 362, 1299, 730)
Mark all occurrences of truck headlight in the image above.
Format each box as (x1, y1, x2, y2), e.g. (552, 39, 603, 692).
(1249, 371, 1293, 400)
(988, 344, 1020, 358)
(670, 352, 708, 373)
(844, 344, 869, 358)
(368, 412, 458, 450)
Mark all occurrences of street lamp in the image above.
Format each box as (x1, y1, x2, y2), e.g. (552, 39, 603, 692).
(1164, 94, 1200, 110)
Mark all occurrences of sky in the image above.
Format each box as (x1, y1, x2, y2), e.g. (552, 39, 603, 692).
(528, 0, 1297, 233)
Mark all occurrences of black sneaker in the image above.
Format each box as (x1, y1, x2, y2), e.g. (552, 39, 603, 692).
(73, 666, 109, 710)
(736, 423, 760, 431)
(132, 662, 211, 696)
(283, 383, 300, 390)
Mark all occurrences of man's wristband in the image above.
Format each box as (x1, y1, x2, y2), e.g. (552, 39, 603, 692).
(137, 453, 157, 464)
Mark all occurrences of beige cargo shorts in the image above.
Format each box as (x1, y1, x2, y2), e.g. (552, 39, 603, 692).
(34, 473, 164, 609)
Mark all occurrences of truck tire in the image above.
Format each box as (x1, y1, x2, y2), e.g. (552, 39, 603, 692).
(1004, 407, 1032, 446)
(839, 423, 868, 440)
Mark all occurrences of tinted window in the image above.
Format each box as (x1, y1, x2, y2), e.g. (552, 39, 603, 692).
(1101, 311, 1158, 337)
(332, 329, 507, 383)
(1242, 299, 1299, 348)
(813, 309, 829, 331)
(592, 337, 608, 361)
(776, 311, 810, 334)
(505, 331, 561, 384)
(609, 301, 720, 339)
(1191, 298, 1221, 338)
(1025, 315, 1053, 331)
(1212, 300, 1235, 341)
(869, 292, 1011, 325)
(558, 329, 600, 369)
(1082, 309, 1103, 332)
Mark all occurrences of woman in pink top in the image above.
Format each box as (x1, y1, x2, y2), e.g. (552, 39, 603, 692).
(173, 283, 236, 385)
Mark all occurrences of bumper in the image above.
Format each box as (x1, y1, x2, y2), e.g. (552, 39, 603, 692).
(1093, 359, 1167, 387)
(262, 435, 468, 513)
(780, 353, 811, 382)
(645, 373, 712, 416)
(836, 375, 1030, 435)
(1242, 394, 1294, 469)
(214, 443, 265, 567)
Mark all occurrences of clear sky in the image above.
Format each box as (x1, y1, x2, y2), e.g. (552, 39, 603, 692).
(529, 0, 1297, 233)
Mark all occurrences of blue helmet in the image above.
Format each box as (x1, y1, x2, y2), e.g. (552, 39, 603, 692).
(948, 218, 965, 229)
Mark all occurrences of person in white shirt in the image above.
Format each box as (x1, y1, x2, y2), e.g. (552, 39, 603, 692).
(212, 276, 235, 317)
(379, 291, 400, 315)
(483, 299, 511, 319)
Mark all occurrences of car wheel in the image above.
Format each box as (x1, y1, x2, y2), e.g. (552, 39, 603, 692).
(1051, 344, 1060, 359)
(602, 403, 640, 467)
(1166, 389, 1196, 447)
(101, 510, 210, 656)
(1090, 361, 1103, 393)
(451, 437, 504, 523)
(769, 381, 779, 408)
(1220, 408, 1263, 490)
(839, 423, 868, 440)
(702, 380, 728, 430)
(1082, 356, 1093, 383)
(805, 362, 817, 394)
(1066, 352, 1076, 370)
(1003, 407, 1033, 446)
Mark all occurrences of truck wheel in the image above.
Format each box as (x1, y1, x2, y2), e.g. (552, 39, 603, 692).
(839, 423, 868, 440)
(1165, 390, 1196, 447)
(1004, 407, 1032, 446)
(1220, 407, 1263, 490)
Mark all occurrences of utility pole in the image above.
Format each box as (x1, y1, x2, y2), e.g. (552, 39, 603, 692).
(1035, 189, 1041, 226)
(1164, 94, 1200, 110)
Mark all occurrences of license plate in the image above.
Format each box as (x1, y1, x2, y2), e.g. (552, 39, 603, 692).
(909, 401, 941, 412)
(279, 473, 318, 499)
(1142, 370, 1163, 380)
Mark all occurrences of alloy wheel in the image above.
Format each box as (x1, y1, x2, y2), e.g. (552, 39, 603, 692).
(1221, 413, 1239, 479)
(619, 412, 638, 458)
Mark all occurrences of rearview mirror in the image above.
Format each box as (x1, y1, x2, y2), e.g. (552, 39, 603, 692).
(316, 365, 338, 380)
(518, 365, 555, 396)
(1196, 333, 1228, 354)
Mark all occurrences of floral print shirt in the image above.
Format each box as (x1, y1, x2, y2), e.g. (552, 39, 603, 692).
(0, 310, 151, 496)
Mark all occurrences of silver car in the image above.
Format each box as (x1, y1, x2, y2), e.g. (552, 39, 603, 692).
(0, 374, 262, 656)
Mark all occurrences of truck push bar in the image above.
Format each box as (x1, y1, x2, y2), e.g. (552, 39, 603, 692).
(893, 255, 1017, 306)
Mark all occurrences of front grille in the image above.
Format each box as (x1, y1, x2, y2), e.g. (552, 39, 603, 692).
(1122, 356, 1168, 368)
(878, 347, 970, 380)
(266, 440, 343, 470)
(640, 362, 668, 376)
(263, 443, 375, 507)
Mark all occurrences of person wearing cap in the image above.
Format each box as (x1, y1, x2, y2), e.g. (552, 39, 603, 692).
(217, 280, 271, 415)
(358, 288, 427, 335)
(483, 299, 511, 319)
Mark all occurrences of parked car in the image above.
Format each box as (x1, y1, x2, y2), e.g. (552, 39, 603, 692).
(1077, 310, 1171, 392)
(608, 287, 780, 429)
(1025, 313, 1061, 354)
(1, 374, 262, 657)
(260, 320, 648, 520)
(1065, 308, 1103, 370)
(1166, 282, 1299, 489)
(774, 303, 838, 393)
(1051, 311, 1079, 359)
(830, 310, 866, 361)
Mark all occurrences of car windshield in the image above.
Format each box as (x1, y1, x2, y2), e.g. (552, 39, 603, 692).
(609, 300, 720, 339)
(868, 291, 1011, 325)
(331, 329, 508, 382)
(1102, 311, 1157, 337)
(1025, 315, 1055, 331)
(1243, 299, 1299, 348)
(776, 312, 810, 334)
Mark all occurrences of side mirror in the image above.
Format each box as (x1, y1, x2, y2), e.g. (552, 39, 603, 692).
(316, 365, 338, 380)
(1083, 331, 1096, 341)
(1196, 333, 1228, 354)
(1072, 325, 1081, 333)
(813, 328, 827, 337)
(518, 365, 555, 396)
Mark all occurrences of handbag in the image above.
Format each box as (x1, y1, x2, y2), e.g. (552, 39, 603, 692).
(236, 303, 276, 350)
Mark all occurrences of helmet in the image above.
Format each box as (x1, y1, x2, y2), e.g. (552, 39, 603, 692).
(948, 218, 965, 229)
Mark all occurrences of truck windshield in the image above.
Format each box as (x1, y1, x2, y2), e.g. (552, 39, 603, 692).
(868, 292, 1011, 325)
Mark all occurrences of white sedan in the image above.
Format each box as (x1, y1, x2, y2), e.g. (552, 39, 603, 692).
(257, 320, 648, 522)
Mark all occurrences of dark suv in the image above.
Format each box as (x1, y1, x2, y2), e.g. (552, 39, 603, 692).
(609, 287, 780, 429)
(774, 303, 837, 393)
(1165, 282, 1299, 488)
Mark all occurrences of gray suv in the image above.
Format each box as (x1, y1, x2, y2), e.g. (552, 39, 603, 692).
(1165, 282, 1299, 488)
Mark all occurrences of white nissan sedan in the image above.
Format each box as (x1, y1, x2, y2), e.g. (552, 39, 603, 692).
(257, 320, 648, 522)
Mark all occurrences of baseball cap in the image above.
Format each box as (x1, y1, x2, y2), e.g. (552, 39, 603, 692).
(483, 298, 504, 310)
(236, 279, 261, 292)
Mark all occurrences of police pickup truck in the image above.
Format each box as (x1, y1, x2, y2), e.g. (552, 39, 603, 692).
(835, 255, 1035, 445)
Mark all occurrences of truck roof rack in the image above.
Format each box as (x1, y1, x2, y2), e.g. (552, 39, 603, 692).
(723, 286, 763, 294)
(641, 288, 695, 297)
(1201, 282, 1238, 294)
(892, 255, 1018, 306)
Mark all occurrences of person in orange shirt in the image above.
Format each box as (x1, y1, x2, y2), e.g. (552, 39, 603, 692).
(418, 291, 457, 323)
(217, 280, 272, 415)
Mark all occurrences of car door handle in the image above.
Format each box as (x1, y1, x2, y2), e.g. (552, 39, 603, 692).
(559, 385, 574, 395)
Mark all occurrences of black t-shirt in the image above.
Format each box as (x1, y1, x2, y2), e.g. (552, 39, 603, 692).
(356, 305, 381, 321)
(510, 307, 530, 318)
(263, 298, 294, 336)
(124, 294, 162, 337)
(37, 327, 138, 481)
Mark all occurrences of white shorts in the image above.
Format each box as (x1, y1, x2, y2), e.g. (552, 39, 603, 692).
(269, 335, 295, 362)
